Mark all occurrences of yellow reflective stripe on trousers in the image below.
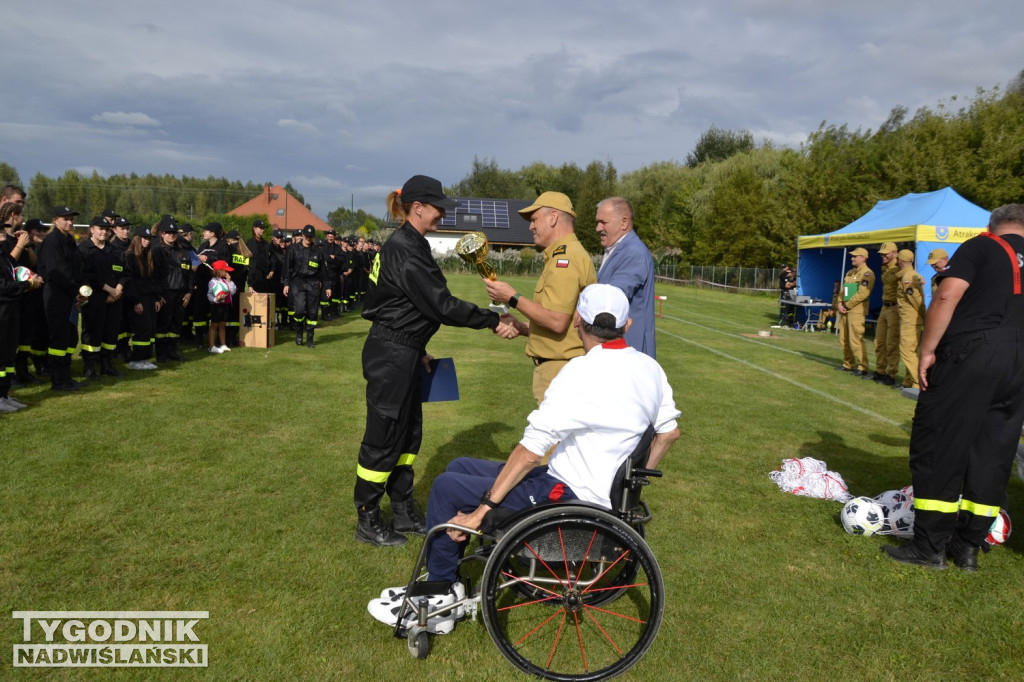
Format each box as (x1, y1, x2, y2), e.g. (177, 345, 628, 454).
(356, 465, 391, 484)
(48, 348, 66, 357)
(960, 499, 1001, 517)
(913, 498, 960, 514)
(80, 344, 102, 352)
(397, 453, 416, 467)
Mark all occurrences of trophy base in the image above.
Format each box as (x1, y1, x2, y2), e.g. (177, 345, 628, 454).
(489, 303, 509, 315)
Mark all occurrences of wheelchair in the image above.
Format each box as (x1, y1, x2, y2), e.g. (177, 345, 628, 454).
(391, 428, 665, 681)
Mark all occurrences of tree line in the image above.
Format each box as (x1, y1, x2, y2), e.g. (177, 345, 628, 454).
(448, 71, 1024, 267)
(4, 71, 1022, 267)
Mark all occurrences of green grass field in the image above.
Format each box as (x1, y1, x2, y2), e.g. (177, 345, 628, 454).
(2, 274, 1022, 680)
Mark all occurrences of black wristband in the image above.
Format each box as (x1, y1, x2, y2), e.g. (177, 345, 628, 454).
(480, 490, 499, 509)
(509, 293, 520, 309)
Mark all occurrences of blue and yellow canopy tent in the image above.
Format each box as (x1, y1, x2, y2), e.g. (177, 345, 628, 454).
(796, 187, 991, 309)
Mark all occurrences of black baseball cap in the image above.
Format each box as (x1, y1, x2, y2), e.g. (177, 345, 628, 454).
(301, 225, 316, 238)
(101, 209, 119, 220)
(24, 218, 46, 232)
(134, 226, 154, 239)
(225, 229, 240, 239)
(88, 216, 109, 228)
(50, 205, 79, 218)
(157, 215, 178, 233)
(400, 175, 457, 210)
(252, 219, 266, 228)
(114, 216, 131, 227)
(202, 222, 223, 236)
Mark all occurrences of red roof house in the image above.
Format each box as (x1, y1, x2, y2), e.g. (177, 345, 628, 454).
(228, 184, 332, 234)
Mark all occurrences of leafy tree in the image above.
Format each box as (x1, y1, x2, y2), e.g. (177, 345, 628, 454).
(686, 126, 755, 167)
(0, 162, 21, 187)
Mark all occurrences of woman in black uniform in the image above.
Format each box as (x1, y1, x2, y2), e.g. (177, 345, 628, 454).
(353, 175, 514, 547)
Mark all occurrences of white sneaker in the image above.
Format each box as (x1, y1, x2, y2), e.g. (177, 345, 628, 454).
(127, 361, 147, 370)
(141, 361, 158, 370)
(367, 594, 456, 634)
(379, 581, 465, 608)
(218, 345, 231, 352)
(4, 396, 27, 409)
(208, 346, 223, 354)
(0, 398, 20, 413)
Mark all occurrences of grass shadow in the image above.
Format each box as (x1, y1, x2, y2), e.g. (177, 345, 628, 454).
(418, 421, 517, 498)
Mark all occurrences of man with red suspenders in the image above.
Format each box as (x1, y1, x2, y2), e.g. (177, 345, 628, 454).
(883, 204, 1024, 571)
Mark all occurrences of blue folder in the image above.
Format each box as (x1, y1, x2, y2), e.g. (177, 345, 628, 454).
(420, 357, 460, 402)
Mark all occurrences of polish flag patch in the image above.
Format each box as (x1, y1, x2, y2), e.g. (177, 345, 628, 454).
(556, 259, 570, 268)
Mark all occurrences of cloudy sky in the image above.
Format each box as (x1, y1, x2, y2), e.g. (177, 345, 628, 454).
(3, 1, 1023, 218)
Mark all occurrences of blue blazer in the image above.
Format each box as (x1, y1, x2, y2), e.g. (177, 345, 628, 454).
(597, 231, 656, 358)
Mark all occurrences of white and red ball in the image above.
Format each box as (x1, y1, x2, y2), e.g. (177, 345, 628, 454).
(986, 509, 1012, 546)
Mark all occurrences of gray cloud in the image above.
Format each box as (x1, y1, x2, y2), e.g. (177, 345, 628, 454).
(3, 1, 1023, 216)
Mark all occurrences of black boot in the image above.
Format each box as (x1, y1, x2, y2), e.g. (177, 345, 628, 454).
(83, 357, 100, 380)
(100, 355, 123, 377)
(946, 535, 980, 571)
(295, 327, 304, 346)
(33, 355, 51, 378)
(880, 542, 946, 569)
(14, 353, 40, 386)
(391, 498, 426, 535)
(306, 327, 316, 348)
(355, 507, 407, 547)
(167, 340, 184, 361)
(50, 363, 81, 392)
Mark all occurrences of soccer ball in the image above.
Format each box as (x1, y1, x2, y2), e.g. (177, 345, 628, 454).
(841, 496, 885, 536)
(874, 490, 909, 513)
(887, 504, 915, 538)
(210, 280, 230, 301)
(985, 509, 1012, 546)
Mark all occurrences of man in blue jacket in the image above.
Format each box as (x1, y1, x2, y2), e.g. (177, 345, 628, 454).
(595, 197, 656, 358)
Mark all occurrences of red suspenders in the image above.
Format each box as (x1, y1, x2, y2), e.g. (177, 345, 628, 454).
(981, 232, 1022, 295)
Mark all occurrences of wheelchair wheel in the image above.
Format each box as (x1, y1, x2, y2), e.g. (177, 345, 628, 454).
(480, 506, 664, 681)
(407, 629, 429, 660)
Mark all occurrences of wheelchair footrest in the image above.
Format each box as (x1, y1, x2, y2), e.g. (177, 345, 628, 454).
(408, 580, 451, 597)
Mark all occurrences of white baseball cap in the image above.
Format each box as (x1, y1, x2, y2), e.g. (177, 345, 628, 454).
(577, 283, 629, 328)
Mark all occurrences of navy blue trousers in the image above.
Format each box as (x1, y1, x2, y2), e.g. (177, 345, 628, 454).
(425, 457, 576, 582)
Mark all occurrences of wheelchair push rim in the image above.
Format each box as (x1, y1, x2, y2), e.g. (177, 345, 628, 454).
(479, 506, 664, 681)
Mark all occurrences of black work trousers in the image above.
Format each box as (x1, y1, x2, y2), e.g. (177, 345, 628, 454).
(353, 336, 423, 511)
(909, 327, 1024, 552)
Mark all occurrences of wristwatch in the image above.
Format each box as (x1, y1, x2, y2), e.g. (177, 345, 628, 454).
(480, 490, 500, 509)
(508, 293, 520, 309)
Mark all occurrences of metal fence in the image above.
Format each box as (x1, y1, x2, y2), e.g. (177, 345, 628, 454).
(654, 265, 780, 294)
(436, 253, 781, 295)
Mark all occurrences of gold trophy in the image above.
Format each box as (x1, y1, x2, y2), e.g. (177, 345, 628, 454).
(455, 231, 508, 314)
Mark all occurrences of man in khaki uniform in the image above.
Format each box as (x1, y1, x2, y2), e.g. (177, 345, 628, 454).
(927, 248, 949, 298)
(836, 247, 875, 376)
(896, 249, 926, 391)
(486, 192, 597, 403)
(872, 242, 900, 386)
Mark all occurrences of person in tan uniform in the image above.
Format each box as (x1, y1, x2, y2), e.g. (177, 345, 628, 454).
(895, 249, 926, 391)
(836, 247, 875, 376)
(485, 192, 597, 404)
(926, 248, 949, 299)
(872, 242, 900, 386)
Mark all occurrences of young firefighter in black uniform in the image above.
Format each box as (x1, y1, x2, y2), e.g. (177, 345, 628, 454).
(224, 230, 251, 346)
(1, 228, 43, 411)
(78, 217, 125, 379)
(37, 205, 88, 391)
(108, 217, 132, 361)
(320, 230, 342, 320)
(123, 226, 167, 370)
(282, 224, 329, 348)
(270, 229, 287, 328)
(883, 204, 1024, 571)
(14, 219, 48, 384)
(155, 216, 193, 362)
(246, 220, 274, 294)
(353, 175, 515, 546)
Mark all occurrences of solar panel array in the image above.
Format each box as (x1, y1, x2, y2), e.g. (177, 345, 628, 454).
(440, 199, 511, 229)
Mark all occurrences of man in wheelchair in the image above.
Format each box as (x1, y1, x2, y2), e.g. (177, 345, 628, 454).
(367, 283, 680, 638)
